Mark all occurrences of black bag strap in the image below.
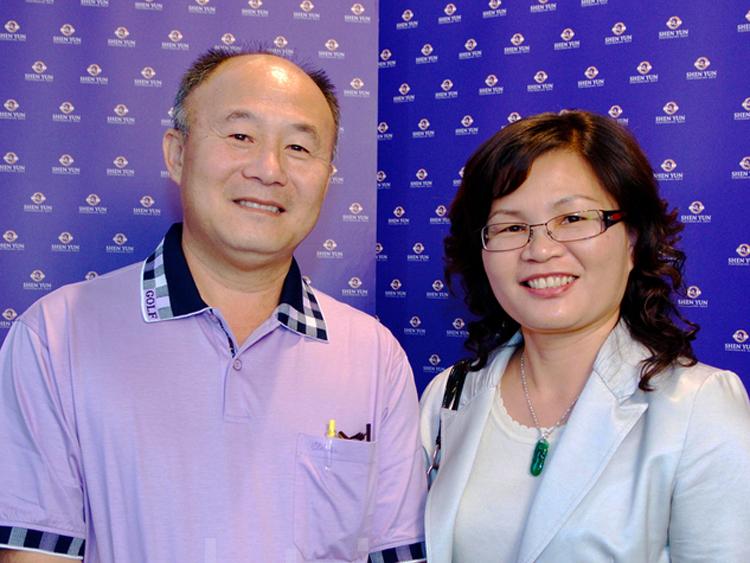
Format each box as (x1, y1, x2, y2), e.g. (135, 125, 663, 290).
(427, 359, 471, 482)
(441, 358, 471, 411)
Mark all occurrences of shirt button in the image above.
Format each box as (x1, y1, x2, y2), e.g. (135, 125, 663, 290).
(232, 359, 243, 371)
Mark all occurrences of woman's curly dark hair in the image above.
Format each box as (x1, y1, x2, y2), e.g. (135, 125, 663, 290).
(445, 110, 697, 390)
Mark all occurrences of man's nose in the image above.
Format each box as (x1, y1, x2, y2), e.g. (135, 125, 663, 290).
(242, 142, 287, 186)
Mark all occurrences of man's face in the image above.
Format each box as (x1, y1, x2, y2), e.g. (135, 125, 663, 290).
(163, 55, 336, 268)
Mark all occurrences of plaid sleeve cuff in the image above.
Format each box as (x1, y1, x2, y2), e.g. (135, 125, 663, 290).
(368, 540, 426, 562)
(0, 526, 85, 559)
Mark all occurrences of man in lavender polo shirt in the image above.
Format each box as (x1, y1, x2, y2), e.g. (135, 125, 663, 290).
(0, 49, 426, 562)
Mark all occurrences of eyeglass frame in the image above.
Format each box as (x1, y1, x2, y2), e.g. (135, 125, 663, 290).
(480, 209, 627, 252)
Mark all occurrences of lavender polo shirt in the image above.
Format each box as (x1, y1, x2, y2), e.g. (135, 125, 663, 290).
(0, 223, 426, 562)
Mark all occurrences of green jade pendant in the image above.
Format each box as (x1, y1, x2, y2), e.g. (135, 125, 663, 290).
(530, 438, 549, 477)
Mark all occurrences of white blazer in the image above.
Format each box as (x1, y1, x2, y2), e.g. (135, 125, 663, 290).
(420, 325, 750, 562)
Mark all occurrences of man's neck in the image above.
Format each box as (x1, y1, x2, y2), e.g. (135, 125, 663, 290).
(182, 238, 291, 346)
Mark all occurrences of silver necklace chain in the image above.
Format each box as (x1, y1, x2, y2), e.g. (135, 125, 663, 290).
(520, 353, 579, 441)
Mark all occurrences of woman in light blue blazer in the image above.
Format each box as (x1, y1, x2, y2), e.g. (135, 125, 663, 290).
(420, 110, 750, 562)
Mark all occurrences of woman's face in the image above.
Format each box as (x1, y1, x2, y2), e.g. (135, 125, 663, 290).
(481, 150, 634, 338)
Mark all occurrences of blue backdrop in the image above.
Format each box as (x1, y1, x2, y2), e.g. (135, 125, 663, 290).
(0, 0, 379, 333)
(1, 1, 748, 394)
(376, 1, 750, 392)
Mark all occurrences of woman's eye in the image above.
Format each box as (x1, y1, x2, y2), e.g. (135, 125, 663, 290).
(503, 224, 527, 233)
(561, 214, 584, 224)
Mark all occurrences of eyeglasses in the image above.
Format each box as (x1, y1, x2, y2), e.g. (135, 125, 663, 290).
(481, 209, 626, 252)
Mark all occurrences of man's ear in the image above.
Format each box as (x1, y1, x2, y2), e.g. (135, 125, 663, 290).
(162, 128, 185, 185)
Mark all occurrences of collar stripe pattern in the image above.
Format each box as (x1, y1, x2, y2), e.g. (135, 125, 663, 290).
(140, 225, 328, 342)
(276, 279, 328, 341)
(141, 240, 175, 321)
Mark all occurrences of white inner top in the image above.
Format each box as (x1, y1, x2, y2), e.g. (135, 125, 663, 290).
(452, 381, 564, 563)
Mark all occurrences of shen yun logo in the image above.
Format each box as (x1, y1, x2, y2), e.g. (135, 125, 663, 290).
(25, 192, 52, 213)
(378, 48, 395, 68)
(530, 0, 557, 13)
(26, 60, 53, 82)
(447, 317, 469, 338)
(52, 231, 80, 252)
(346, 3, 370, 23)
(483, 0, 507, 18)
(410, 168, 431, 188)
(459, 38, 481, 59)
(404, 315, 426, 336)
(578, 66, 604, 88)
(188, 0, 216, 15)
(678, 285, 708, 308)
(427, 279, 449, 299)
(1, 229, 24, 251)
(423, 354, 443, 374)
(435, 78, 457, 99)
(242, 0, 269, 17)
(316, 239, 343, 259)
(729, 243, 750, 266)
(385, 278, 406, 298)
(397, 9, 419, 29)
(439, 3, 461, 24)
(687, 56, 717, 80)
(1, 308, 18, 329)
(656, 101, 685, 124)
(135, 66, 162, 87)
(660, 16, 689, 39)
(54, 23, 81, 45)
(342, 276, 368, 298)
(134, 195, 161, 216)
(407, 242, 429, 262)
(80, 193, 107, 215)
(388, 206, 409, 226)
(630, 61, 658, 84)
(726, 329, 750, 352)
(606, 22, 632, 44)
(505, 33, 530, 54)
(555, 27, 580, 50)
(106, 233, 134, 254)
(393, 82, 415, 103)
(1, 152, 25, 173)
(528, 70, 553, 92)
(24, 269, 52, 291)
(294, 1, 320, 20)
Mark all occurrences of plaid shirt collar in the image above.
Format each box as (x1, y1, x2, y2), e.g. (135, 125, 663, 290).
(140, 223, 328, 342)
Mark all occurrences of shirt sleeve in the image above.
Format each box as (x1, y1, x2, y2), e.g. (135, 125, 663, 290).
(367, 336, 427, 562)
(0, 317, 86, 558)
(668, 369, 750, 562)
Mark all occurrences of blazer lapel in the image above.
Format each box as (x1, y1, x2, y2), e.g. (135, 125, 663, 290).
(425, 388, 495, 563)
(425, 344, 518, 563)
(517, 327, 649, 563)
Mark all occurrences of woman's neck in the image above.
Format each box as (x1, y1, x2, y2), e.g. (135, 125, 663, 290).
(519, 315, 620, 399)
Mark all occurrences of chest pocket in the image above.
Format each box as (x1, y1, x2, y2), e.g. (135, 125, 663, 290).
(293, 433, 377, 561)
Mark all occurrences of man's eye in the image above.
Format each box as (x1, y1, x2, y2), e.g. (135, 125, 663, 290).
(230, 134, 251, 142)
(288, 144, 310, 153)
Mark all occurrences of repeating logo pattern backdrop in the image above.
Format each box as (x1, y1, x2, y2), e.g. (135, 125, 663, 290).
(0, 1, 379, 340)
(2, 1, 748, 395)
(376, 1, 750, 392)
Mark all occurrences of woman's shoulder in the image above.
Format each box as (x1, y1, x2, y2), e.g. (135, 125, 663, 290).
(652, 361, 746, 401)
(648, 361, 750, 433)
